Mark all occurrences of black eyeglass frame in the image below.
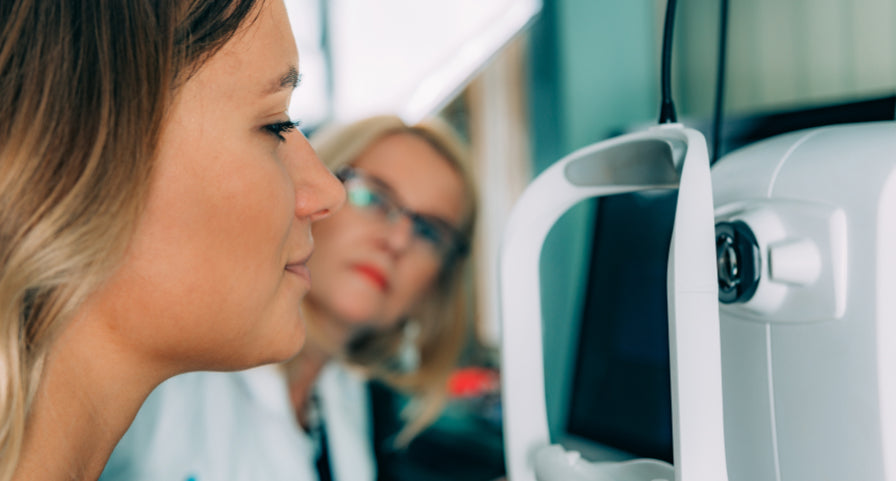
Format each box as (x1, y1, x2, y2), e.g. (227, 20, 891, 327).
(334, 166, 470, 260)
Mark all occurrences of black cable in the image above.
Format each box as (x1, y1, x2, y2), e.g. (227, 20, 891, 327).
(711, 0, 730, 163)
(658, 0, 678, 124)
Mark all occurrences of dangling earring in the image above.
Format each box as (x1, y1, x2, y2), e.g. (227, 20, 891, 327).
(394, 320, 421, 373)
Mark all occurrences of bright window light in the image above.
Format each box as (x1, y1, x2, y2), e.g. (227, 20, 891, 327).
(285, 0, 541, 128)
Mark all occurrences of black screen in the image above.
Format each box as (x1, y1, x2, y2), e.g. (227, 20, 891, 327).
(565, 190, 677, 462)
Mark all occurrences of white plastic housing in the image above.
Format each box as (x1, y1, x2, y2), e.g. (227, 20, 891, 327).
(712, 121, 896, 481)
(498, 125, 726, 481)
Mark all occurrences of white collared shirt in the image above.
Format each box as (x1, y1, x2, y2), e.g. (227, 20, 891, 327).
(100, 363, 376, 481)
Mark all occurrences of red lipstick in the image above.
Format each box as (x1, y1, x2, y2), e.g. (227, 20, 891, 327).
(354, 264, 388, 291)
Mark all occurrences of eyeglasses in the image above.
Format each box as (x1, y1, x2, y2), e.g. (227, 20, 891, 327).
(335, 167, 469, 260)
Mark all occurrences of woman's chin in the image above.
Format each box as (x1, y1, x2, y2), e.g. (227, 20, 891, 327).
(233, 324, 307, 369)
(265, 326, 307, 364)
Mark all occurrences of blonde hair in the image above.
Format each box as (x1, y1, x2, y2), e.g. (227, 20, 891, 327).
(0, 1, 260, 477)
(309, 115, 477, 445)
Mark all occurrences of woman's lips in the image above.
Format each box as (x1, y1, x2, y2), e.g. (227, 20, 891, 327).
(353, 264, 389, 291)
(285, 262, 311, 283)
(285, 252, 312, 283)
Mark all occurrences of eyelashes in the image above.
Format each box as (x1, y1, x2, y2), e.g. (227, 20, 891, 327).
(264, 119, 301, 141)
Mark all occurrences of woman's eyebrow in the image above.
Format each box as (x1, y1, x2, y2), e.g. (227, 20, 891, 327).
(266, 65, 300, 94)
(365, 174, 455, 224)
(365, 174, 399, 198)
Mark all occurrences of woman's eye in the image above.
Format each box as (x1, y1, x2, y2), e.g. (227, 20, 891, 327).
(356, 190, 389, 213)
(263, 119, 301, 142)
(412, 218, 444, 246)
(368, 191, 388, 210)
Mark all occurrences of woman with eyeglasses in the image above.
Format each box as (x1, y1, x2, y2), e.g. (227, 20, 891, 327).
(101, 115, 477, 481)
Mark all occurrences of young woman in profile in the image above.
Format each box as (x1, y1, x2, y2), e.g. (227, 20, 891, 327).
(101, 115, 478, 481)
(0, 0, 344, 479)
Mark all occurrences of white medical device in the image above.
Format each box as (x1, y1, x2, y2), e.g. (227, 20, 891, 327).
(499, 120, 896, 481)
(713, 121, 896, 481)
(498, 124, 726, 481)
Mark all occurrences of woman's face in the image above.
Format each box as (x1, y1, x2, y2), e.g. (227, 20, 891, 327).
(87, 0, 344, 371)
(306, 132, 467, 345)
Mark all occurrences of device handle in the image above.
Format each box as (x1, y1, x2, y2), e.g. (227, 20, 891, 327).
(499, 125, 726, 481)
(664, 127, 727, 481)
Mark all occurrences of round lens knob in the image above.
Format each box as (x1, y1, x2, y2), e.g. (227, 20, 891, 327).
(715, 220, 761, 303)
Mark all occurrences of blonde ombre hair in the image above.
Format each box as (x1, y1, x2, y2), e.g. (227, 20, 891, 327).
(309, 114, 477, 445)
(0, 1, 261, 477)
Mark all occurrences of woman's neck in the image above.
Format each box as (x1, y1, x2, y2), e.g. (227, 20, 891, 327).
(283, 344, 329, 429)
(13, 314, 164, 480)
(283, 302, 342, 429)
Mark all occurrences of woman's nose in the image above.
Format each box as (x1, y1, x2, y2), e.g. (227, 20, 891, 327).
(384, 213, 414, 254)
(288, 132, 345, 222)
